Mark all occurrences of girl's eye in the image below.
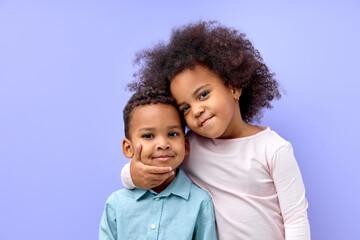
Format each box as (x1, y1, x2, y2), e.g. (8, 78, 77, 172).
(181, 105, 190, 113)
(142, 134, 154, 139)
(169, 132, 180, 137)
(199, 91, 209, 99)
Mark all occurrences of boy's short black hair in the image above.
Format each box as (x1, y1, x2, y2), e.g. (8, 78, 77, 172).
(123, 87, 185, 139)
(129, 20, 281, 123)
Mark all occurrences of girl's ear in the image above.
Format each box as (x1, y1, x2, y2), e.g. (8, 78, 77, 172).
(184, 136, 190, 155)
(122, 138, 134, 159)
(231, 87, 242, 100)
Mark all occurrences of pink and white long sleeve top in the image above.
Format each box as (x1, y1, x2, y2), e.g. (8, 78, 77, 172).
(122, 127, 310, 239)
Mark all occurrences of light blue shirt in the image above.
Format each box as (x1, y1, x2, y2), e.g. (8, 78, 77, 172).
(99, 169, 217, 240)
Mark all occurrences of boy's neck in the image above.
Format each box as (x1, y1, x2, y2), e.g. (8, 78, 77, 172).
(151, 170, 177, 193)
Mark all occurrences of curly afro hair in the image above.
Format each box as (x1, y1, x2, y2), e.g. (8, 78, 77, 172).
(123, 87, 185, 139)
(129, 20, 281, 123)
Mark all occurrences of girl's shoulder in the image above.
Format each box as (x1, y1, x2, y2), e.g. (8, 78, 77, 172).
(259, 127, 289, 146)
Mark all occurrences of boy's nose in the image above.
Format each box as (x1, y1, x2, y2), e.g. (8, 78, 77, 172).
(157, 145, 170, 150)
(156, 138, 170, 150)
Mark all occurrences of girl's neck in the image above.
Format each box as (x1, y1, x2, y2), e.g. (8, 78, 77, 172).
(218, 102, 263, 139)
(219, 121, 262, 139)
(236, 122, 263, 138)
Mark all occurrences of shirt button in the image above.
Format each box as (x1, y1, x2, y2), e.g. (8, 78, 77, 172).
(151, 224, 156, 229)
(154, 197, 159, 201)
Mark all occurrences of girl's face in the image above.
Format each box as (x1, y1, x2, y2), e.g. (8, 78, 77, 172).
(170, 65, 242, 139)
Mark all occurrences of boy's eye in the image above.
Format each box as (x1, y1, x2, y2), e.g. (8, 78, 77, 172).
(142, 134, 154, 139)
(181, 105, 190, 113)
(199, 91, 209, 99)
(169, 132, 180, 137)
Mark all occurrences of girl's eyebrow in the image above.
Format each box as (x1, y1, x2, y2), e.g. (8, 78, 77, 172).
(192, 84, 210, 98)
(168, 126, 182, 130)
(177, 84, 210, 107)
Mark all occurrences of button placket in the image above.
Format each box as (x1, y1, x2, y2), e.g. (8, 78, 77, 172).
(147, 195, 163, 239)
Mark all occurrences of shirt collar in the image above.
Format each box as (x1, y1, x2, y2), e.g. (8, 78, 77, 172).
(133, 169, 191, 201)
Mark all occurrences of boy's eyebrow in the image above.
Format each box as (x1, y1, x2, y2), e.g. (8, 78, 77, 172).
(138, 126, 182, 131)
(138, 127, 155, 132)
(177, 84, 210, 107)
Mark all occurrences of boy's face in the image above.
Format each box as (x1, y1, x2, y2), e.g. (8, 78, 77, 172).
(122, 104, 189, 170)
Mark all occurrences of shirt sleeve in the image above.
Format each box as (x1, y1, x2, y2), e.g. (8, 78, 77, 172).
(272, 142, 311, 240)
(121, 162, 136, 189)
(194, 197, 218, 240)
(99, 200, 117, 240)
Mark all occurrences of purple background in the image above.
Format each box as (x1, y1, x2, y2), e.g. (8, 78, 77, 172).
(1, 0, 359, 239)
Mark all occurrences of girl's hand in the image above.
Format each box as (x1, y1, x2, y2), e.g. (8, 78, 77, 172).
(129, 143, 175, 189)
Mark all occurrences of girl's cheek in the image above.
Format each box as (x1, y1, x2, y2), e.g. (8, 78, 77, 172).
(184, 118, 193, 128)
(186, 123, 196, 131)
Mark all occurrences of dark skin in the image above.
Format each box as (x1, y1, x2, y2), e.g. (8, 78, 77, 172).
(129, 143, 175, 190)
(129, 66, 263, 190)
(129, 121, 262, 190)
(126, 21, 280, 188)
(130, 21, 281, 124)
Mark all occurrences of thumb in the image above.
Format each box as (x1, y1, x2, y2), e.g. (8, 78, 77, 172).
(133, 143, 142, 162)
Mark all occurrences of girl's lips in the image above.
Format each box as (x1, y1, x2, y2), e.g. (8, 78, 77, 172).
(201, 116, 213, 127)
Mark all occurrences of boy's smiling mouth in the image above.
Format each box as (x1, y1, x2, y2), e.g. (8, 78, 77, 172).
(152, 154, 174, 161)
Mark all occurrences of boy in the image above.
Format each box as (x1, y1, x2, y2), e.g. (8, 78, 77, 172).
(99, 88, 217, 240)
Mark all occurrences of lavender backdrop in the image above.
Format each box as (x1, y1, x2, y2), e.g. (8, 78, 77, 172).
(1, 0, 359, 239)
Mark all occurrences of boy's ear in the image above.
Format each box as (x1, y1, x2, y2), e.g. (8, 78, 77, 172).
(184, 136, 190, 155)
(122, 138, 134, 158)
(231, 87, 242, 100)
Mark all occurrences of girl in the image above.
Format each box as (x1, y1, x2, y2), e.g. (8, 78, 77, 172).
(121, 21, 310, 239)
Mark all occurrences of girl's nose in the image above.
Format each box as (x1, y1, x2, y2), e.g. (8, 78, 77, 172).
(193, 105, 205, 118)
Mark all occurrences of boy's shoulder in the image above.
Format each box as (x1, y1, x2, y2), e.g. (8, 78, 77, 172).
(105, 188, 136, 206)
(189, 183, 212, 203)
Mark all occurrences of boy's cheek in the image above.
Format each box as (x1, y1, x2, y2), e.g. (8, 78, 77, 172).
(139, 149, 152, 165)
(140, 157, 152, 166)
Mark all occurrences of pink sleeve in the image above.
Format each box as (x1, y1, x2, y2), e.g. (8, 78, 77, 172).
(121, 162, 136, 189)
(272, 142, 311, 240)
